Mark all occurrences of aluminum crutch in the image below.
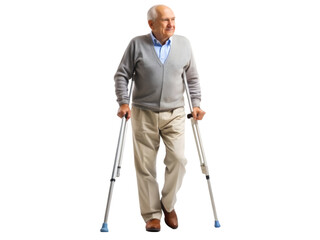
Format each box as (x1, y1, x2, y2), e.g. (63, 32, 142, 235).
(100, 80, 133, 232)
(183, 72, 221, 228)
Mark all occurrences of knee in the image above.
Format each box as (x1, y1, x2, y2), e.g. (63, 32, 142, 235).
(165, 152, 187, 168)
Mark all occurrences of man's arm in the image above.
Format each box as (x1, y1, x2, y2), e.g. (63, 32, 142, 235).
(185, 48, 205, 120)
(114, 39, 135, 119)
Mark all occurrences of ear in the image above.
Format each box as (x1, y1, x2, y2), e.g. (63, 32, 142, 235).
(148, 20, 154, 29)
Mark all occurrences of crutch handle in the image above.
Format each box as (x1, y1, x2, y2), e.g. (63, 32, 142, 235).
(187, 113, 193, 119)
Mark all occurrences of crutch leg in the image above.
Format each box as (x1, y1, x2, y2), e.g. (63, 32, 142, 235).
(100, 81, 133, 232)
(183, 72, 220, 228)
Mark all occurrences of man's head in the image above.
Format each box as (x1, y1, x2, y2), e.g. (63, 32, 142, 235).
(147, 5, 175, 45)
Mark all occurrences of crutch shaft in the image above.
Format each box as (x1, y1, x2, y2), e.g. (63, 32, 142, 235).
(103, 179, 115, 222)
(116, 81, 133, 177)
(182, 72, 220, 228)
(103, 116, 126, 221)
(116, 117, 128, 177)
(207, 178, 218, 221)
(100, 80, 133, 232)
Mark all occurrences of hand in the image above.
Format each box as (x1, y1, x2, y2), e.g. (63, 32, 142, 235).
(192, 107, 206, 120)
(117, 104, 131, 120)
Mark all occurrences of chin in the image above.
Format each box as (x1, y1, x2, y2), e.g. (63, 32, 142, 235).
(166, 31, 175, 37)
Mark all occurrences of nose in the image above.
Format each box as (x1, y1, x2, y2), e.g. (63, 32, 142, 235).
(167, 19, 174, 27)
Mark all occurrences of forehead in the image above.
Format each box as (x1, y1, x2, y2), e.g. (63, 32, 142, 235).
(156, 7, 175, 19)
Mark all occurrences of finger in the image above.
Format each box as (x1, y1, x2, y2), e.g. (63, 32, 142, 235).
(126, 109, 131, 120)
(192, 109, 199, 119)
(192, 111, 197, 120)
(117, 112, 123, 118)
(197, 111, 206, 120)
(117, 109, 125, 118)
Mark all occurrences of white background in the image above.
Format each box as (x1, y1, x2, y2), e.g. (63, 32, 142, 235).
(1, 0, 319, 239)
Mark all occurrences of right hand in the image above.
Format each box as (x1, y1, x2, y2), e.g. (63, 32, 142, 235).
(117, 104, 131, 120)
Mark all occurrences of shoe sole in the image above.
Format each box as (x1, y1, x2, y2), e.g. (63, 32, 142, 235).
(146, 228, 160, 232)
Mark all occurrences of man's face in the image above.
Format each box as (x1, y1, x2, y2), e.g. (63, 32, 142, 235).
(149, 6, 175, 43)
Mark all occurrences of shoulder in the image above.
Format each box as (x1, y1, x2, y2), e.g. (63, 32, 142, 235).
(173, 35, 191, 44)
(172, 35, 192, 53)
(129, 34, 152, 45)
(172, 35, 192, 49)
(123, 34, 152, 54)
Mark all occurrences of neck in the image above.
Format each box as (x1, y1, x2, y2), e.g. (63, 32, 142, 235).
(152, 32, 169, 45)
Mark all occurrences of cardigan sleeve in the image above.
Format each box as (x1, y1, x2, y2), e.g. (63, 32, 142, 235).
(114, 39, 136, 106)
(185, 47, 201, 108)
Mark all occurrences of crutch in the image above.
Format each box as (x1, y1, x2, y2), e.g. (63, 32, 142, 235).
(100, 80, 133, 232)
(183, 72, 221, 228)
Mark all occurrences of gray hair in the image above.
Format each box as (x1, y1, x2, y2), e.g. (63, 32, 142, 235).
(147, 5, 159, 21)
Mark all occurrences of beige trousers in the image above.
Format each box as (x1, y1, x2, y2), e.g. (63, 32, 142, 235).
(131, 106, 187, 222)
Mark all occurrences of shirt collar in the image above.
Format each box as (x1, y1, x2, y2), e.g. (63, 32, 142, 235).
(150, 32, 172, 46)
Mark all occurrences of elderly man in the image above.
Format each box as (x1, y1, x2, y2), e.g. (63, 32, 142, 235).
(114, 5, 205, 232)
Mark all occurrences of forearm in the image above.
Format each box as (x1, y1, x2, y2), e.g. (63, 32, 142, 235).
(115, 75, 130, 106)
(185, 53, 201, 108)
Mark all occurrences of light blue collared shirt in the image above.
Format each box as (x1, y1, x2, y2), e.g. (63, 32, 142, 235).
(150, 32, 172, 64)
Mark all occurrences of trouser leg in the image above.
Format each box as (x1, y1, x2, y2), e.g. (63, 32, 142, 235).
(159, 107, 187, 212)
(131, 107, 162, 222)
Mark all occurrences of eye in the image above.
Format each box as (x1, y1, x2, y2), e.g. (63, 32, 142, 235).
(162, 18, 175, 22)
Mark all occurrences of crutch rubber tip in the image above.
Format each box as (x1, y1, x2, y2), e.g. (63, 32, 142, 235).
(215, 220, 221, 228)
(100, 223, 109, 232)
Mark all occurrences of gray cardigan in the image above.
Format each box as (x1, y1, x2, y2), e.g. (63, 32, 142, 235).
(114, 34, 201, 112)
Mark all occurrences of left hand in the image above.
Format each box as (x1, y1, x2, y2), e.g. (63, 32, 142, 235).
(192, 107, 206, 120)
